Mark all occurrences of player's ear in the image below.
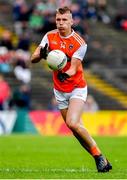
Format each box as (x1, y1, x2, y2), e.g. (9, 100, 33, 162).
(71, 19, 74, 26)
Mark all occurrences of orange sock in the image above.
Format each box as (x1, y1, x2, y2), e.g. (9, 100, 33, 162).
(89, 146, 101, 156)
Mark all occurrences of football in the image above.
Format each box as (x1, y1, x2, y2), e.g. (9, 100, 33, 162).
(47, 50, 67, 70)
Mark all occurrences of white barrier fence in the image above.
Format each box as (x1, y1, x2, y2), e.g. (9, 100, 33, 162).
(0, 111, 17, 135)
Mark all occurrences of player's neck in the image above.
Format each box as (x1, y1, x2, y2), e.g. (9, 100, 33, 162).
(60, 29, 72, 37)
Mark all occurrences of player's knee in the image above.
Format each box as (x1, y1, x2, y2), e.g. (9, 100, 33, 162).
(66, 119, 79, 131)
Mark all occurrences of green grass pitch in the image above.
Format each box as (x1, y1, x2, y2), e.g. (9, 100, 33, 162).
(0, 135, 127, 179)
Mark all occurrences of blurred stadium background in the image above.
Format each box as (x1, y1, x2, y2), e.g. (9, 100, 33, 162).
(0, 0, 127, 178)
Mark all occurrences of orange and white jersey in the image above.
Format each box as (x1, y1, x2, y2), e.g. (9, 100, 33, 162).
(40, 29, 87, 92)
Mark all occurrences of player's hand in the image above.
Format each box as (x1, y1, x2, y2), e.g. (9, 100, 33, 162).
(57, 72, 70, 82)
(40, 43, 48, 59)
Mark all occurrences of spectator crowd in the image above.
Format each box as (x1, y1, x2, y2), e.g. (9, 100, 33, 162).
(12, 0, 112, 37)
(0, 0, 126, 111)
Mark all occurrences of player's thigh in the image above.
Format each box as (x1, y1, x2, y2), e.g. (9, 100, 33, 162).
(60, 108, 68, 122)
(66, 98, 85, 124)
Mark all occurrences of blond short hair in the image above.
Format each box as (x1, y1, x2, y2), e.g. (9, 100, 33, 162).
(56, 6, 72, 14)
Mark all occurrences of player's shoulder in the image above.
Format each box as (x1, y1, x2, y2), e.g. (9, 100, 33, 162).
(47, 29, 58, 35)
(72, 31, 86, 45)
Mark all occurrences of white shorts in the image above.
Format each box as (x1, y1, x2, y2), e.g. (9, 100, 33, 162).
(54, 86, 88, 109)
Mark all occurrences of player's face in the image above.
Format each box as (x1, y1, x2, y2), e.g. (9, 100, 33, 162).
(56, 12, 73, 36)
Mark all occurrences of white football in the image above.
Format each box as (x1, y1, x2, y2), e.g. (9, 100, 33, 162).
(47, 50, 67, 70)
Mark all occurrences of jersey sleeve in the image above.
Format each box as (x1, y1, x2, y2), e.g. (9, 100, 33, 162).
(39, 34, 49, 47)
(72, 43, 87, 61)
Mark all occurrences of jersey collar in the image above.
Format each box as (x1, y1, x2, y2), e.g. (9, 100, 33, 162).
(59, 29, 74, 39)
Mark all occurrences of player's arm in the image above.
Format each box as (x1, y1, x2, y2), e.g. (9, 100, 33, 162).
(31, 46, 41, 63)
(57, 58, 81, 82)
(31, 44, 48, 63)
(57, 43, 87, 82)
(65, 57, 81, 76)
(31, 33, 49, 63)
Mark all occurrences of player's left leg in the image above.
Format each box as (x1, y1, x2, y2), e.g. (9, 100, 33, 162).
(65, 98, 99, 152)
(60, 107, 95, 153)
(60, 98, 112, 172)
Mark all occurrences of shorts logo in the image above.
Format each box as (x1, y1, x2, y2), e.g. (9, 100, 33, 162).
(76, 94, 83, 97)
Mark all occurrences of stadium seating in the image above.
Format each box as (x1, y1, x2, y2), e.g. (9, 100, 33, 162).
(0, 1, 127, 110)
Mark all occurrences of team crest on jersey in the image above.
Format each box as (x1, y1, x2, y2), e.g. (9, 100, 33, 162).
(69, 44, 73, 49)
